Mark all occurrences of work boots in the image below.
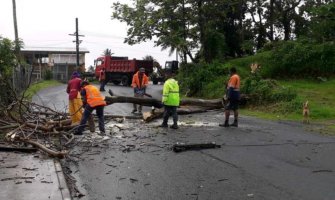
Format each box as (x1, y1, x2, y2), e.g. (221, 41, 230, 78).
(230, 120, 238, 127)
(170, 124, 179, 129)
(159, 123, 168, 128)
(219, 120, 229, 127)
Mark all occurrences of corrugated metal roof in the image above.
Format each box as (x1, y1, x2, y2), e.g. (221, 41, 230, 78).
(22, 46, 89, 53)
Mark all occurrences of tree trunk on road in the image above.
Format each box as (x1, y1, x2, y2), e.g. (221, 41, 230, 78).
(105, 96, 224, 109)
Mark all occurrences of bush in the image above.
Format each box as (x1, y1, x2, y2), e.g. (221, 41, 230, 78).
(272, 98, 302, 115)
(265, 40, 335, 78)
(177, 61, 228, 97)
(44, 69, 53, 80)
(241, 72, 297, 105)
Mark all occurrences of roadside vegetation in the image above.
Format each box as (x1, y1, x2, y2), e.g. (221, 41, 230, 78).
(25, 80, 62, 100)
(177, 43, 335, 134)
(111, 1, 334, 133)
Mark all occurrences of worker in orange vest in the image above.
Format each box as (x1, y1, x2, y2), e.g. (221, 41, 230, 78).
(131, 68, 149, 114)
(75, 80, 107, 135)
(99, 68, 106, 92)
(220, 67, 240, 127)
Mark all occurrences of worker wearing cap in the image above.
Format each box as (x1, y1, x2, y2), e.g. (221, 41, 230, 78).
(220, 67, 240, 127)
(99, 68, 106, 92)
(159, 70, 180, 129)
(131, 67, 149, 114)
(66, 71, 83, 124)
(75, 80, 107, 135)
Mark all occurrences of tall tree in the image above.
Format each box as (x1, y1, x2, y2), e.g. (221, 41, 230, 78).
(112, 0, 197, 63)
(246, 0, 267, 49)
(111, 0, 332, 63)
(309, 2, 335, 42)
(273, 0, 302, 40)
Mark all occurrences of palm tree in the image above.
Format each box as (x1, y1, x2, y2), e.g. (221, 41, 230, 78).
(142, 55, 155, 61)
(102, 48, 113, 56)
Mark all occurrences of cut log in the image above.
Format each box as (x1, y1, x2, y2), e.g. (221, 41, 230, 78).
(26, 123, 53, 132)
(0, 124, 20, 130)
(105, 95, 224, 108)
(0, 145, 37, 153)
(104, 114, 142, 120)
(172, 142, 221, 153)
(46, 119, 72, 126)
(143, 108, 164, 122)
(181, 99, 223, 108)
(105, 95, 164, 108)
(142, 106, 212, 122)
(106, 89, 248, 108)
(17, 138, 68, 158)
(88, 114, 95, 133)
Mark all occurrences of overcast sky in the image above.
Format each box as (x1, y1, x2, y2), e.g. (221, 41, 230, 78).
(0, 0, 174, 67)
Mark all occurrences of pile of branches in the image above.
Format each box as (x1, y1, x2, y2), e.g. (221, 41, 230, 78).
(1, 99, 76, 158)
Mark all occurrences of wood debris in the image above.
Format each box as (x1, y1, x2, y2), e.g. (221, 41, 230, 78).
(1, 100, 75, 158)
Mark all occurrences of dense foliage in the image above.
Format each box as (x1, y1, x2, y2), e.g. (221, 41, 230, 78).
(263, 40, 335, 78)
(113, 1, 334, 118)
(0, 37, 17, 77)
(112, 0, 334, 64)
(0, 37, 18, 111)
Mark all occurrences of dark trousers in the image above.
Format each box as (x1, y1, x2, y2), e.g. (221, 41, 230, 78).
(77, 105, 105, 133)
(162, 105, 178, 125)
(100, 81, 106, 91)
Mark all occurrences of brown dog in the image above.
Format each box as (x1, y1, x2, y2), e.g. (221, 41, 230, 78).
(302, 101, 310, 124)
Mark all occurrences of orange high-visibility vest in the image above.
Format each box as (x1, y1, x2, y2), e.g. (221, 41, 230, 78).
(228, 74, 240, 90)
(84, 85, 106, 107)
(131, 72, 149, 88)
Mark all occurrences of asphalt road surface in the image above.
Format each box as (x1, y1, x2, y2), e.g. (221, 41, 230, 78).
(34, 82, 335, 200)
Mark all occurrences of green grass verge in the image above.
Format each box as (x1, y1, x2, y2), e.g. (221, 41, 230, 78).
(239, 79, 335, 135)
(25, 80, 62, 100)
(279, 79, 335, 120)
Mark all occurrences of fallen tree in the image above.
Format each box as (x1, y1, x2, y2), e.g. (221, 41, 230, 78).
(106, 89, 247, 109)
(142, 106, 211, 122)
(106, 89, 248, 122)
(106, 89, 225, 108)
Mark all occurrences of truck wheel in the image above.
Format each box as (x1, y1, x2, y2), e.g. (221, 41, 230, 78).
(121, 75, 129, 86)
(112, 80, 121, 85)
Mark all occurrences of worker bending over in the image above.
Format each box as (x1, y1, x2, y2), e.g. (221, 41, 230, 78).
(75, 80, 107, 135)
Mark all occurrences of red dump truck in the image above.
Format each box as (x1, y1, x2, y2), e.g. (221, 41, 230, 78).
(94, 56, 154, 86)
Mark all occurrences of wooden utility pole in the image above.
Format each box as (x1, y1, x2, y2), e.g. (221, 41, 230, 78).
(12, 0, 20, 54)
(69, 18, 84, 70)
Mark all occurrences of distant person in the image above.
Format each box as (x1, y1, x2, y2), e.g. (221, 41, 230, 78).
(99, 68, 106, 92)
(159, 69, 180, 129)
(220, 67, 240, 127)
(75, 80, 107, 135)
(66, 71, 83, 124)
(131, 67, 149, 114)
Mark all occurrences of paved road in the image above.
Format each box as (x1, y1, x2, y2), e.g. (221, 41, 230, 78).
(35, 83, 335, 200)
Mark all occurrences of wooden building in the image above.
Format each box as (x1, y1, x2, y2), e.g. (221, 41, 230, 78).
(21, 47, 89, 82)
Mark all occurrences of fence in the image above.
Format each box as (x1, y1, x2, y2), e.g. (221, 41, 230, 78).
(11, 65, 36, 93)
(52, 64, 69, 82)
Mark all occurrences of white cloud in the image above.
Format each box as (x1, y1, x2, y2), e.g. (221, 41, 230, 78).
(0, 0, 174, 67)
